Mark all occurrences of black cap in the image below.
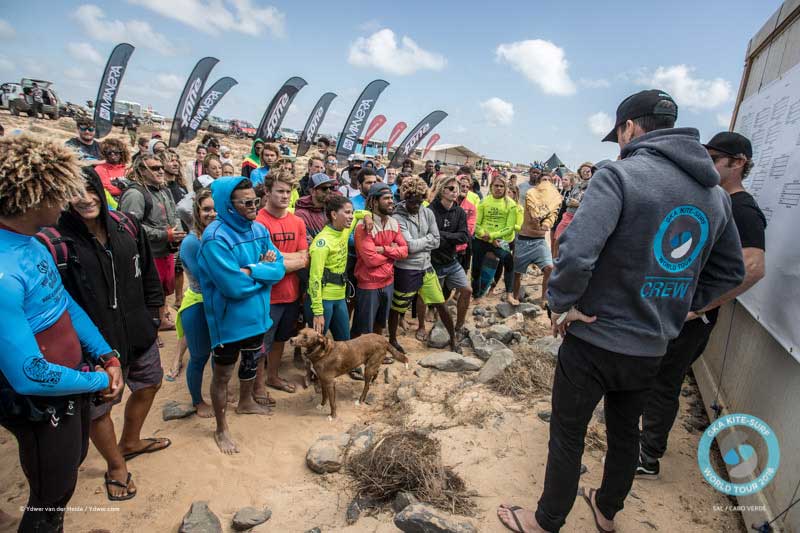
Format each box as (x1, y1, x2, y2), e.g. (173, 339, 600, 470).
(602, 89, 678, 143)
(368, 182, 392, 198)
(704, 132, 752, 159)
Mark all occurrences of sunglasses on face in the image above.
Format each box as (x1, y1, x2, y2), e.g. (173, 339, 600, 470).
(233, 198, 261, 208)
(79, 126, 95, 132)
(107, 150, 122, 156)
(317, 185, 334, 192)
(326, 160, 337, 164)
(444, 185, 457, 192)
(146, 165, 164, 172)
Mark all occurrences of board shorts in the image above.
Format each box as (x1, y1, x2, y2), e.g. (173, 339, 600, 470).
(513, 236, 553, 274)
(154, 254, 176, 296)
(90, 341, 164, 420)
(391, 268, 445, 313)
(353, 284, 393, 335)
(263, 301, 301, 348)
(434, 260, 470, 292)
(212, 334, 264, 381)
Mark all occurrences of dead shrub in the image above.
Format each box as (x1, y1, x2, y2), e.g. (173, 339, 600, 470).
(487, 346, 556, 400)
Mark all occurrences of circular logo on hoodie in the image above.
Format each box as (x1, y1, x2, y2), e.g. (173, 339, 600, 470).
(653, 205, 709, 273)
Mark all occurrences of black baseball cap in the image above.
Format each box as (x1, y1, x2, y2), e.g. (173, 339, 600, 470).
(703, 132, 752, 159)
(602, 89, 678, 143)
(368, 182, 392, 198)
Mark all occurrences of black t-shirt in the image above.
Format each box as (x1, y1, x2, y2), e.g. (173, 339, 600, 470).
(65, 137, 102, 161)
(705, 190, 767, 323)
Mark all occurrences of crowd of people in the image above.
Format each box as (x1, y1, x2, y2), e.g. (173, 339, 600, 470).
(0, 87, 766, 533)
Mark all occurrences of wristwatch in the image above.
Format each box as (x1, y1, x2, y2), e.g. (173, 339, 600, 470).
(99, 350, 121, 369)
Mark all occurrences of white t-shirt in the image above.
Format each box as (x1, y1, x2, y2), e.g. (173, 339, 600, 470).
(339, 184, 360, 198)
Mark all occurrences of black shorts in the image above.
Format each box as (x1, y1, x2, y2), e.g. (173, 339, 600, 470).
(213, 334, 264, 381)
(264, 302, 301, 347)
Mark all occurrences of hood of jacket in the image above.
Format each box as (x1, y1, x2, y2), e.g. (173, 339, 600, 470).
(295, 194, 324, 212)
(60, 167, 110, 236)
(245, 138, 265, 166)
(211, 176, 252, 233)
(621, 127, 719, 188)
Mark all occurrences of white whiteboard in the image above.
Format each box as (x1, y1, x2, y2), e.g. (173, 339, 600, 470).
(734, 61, 800, 362)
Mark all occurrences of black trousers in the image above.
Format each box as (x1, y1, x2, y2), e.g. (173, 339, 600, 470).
(536, 334, 662, 532)
(640, 317, 715, 460)
(2, 395, 90, 533)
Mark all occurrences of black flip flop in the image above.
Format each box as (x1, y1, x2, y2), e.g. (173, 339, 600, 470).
(579, 487, 615, 533)
(497, 504, 527, 533)
(123, 437, 172, 461)
(104, 472, 136, 501)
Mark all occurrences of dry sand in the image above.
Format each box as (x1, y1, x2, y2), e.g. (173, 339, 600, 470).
(0, 113, 745, 532)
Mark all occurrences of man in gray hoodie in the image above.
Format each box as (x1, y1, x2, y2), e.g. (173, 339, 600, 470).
(497, 90, 745, 533)
(388, 176, 457, 354)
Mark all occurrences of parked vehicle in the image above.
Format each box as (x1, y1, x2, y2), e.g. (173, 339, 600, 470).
(278, 128, 298, 142)
(0, 82, 22, 109)
(4, 78, 60, 119)
(58, 101, 92, 120)
(112, 100, 143, 126)
(201, 115, 231, 134)
(230, 119, 256, 138)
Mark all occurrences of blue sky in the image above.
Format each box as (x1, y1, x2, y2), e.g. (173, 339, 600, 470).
(0, 0, 783, 167)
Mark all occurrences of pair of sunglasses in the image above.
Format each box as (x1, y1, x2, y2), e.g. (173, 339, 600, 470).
(234, 198, 261, 208)
(79, 126, 95, 132)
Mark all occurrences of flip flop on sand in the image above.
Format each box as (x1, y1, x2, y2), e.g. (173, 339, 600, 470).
(579, 487, 616, 533)
(252, 393, 277, 407)
(497, 504, 530, 533)
(122, 437, 171, 462)
(104, 472, 136, 501)
(415, 329, 428, 342)
(267, 378, 296, 393)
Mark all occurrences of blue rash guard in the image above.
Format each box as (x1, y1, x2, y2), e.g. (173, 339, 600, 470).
(0, 226, 111, 396)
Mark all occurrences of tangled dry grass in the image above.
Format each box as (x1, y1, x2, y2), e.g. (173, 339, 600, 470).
(487, 346, 556, 401)
(347, 430, 475, 516)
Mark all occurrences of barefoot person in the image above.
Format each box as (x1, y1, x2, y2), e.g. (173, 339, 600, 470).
(197, 176, 285, 454)
(48, 168, 168, 501)
(177, 189, 217, 418)
(254, 170, 309, 401)
(0, 135, 122, 531)
(497, 90, 746, 533)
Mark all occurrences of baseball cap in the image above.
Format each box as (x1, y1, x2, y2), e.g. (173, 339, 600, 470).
(602, 89, 678, 143)
(703, 132, 752, 159)
(348, 153, 365, 163)
(310, 172, 336, 189)
(368, 182, 392, 198)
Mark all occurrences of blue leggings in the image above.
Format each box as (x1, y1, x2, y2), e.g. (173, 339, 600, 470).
(180, 303, 212, 406)
(304, 298, 351, 341)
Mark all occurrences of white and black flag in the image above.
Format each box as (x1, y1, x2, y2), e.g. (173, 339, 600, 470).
(168, 57, 219, 148)
(255, 77, 307, 141)
(180, 77, 238, 143)
(388, 110, 448, 168)
(335, 79, 389, 162)
(296, 92, 337, 157)
(93, 43, 135, 139)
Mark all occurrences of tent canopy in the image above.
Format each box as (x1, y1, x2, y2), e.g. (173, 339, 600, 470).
(426, 143, 483, 166)
(545, 153, 564, 169)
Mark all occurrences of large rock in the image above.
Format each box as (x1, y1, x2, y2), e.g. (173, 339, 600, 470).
(531, 336, 563, 358)
(486, 324, 514, 345)
(162, 400, 196, 421)
(517, 303, 542, 317)
(392, 491, 421, 513)
(418, 352, 483, 372)
(384, 366, 396, 384)
(394, 504, 477, 533)
(349, 427, 375, 456)
(495, 302, 516, 318)
(179, 501, 222, 533)
(473, 338, 507, 361)
(306, 433, 351, 473)
(232, 506, 271, 531)
(427, 321, 451, 349)
(477, 349, 516, 383)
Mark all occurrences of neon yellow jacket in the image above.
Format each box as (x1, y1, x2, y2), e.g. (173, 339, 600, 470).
(288, 188, 299, 213)
(466, 190, 481, 209)
(475, 195, 517, 242)
(513, 201, 523, 233)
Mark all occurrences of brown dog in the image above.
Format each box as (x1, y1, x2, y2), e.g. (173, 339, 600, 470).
(289, 328, 408, 419)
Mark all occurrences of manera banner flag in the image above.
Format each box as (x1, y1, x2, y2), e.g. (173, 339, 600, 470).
(387, 121, 407, 149)
(93, 43, 135, 139)
(180, 76, 238, 143)
(388, 111, 448, 168)
(256, 76, 308, 141)
(297, 92, 337, 156)
(335, 79, 389, 161)
(361, 114, 387, 153)
(422, 133, 441, 159)
(168, 57, 219, 148)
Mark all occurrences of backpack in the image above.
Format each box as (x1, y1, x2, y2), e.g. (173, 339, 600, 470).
(35, 211, 138, 272)
(118, 182, 153, 223)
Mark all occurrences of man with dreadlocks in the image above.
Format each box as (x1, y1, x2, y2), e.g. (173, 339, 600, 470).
(0, 135, 123, 532)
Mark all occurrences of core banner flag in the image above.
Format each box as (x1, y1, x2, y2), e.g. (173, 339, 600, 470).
(297, 91, 337, 157)
(387, 121, 407, 149)
(168, 57, 219, 148)
(180, 76, 238, 143)
(255, 76, 308, 141)
(388, 111, 447, 168)
(361, 114, 387, 153)
(422, 133, 440, 159)
(335, 79, 389, 162)
(93, 43, 135, 139)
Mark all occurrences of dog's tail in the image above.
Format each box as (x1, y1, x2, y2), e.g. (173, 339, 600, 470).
(386, 342, 409, 364)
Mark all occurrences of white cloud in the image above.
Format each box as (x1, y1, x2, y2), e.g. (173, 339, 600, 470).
(496, 39, 576, 96)
(639, 65, 732, 111)
(73, 4, 174, 54)
(67, 42, 104, 65)
(0, 55, 14, 73)
(588, 112, 614, 137)
(128, 0, 285, 37)
(155, 73, 185, 92)
(580, 78, 610, 89)
(716, 111, 732, 128)
(348, 28, 446, 76)
(64, 67, 88, 80)
(481, 97, 514, 126)
(0, 19, 14, 40)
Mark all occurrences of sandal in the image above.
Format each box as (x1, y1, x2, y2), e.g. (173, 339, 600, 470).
(104, 472, 136, 501)
(267, 379, 296, 394)
(122, 437, 172, 461)
(497, 504, 528, 533)
(579, 487, 616, 533)
(252, 394, 277, 407)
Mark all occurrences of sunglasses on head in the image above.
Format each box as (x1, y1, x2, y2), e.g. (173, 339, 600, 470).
(234, 198, 261, 208)
(79, 126, 95, 132)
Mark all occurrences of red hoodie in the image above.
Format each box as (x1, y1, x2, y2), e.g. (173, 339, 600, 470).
(94, 162, 127, 196)
(293, 195, 328, 245)
(354, 215, 408, 289)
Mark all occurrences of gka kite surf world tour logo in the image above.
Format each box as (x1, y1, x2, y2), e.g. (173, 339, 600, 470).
(698, 414, 780, 496)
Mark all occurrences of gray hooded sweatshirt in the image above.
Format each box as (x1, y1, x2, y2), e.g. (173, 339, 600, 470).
(548, 128, 745, 357)
(393, 203, 440, 271)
